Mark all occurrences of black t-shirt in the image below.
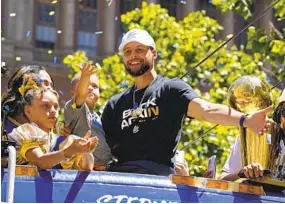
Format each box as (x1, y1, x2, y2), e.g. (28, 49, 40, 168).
(101, 75, 199, 167)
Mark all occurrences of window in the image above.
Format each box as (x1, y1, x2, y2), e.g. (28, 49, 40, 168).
(35, 1, 57, 49)
(77, 31, 97, 56)
(79, 9, 97, 30)
(120, 0, 142, 15)
(78, 0, 97, 10)
(160, 0, 177, 17)
(77, 0, 97, 57)
(201, 0, 216, 19)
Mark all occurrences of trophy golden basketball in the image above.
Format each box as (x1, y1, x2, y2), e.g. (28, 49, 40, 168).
(227, 76, 282, 183)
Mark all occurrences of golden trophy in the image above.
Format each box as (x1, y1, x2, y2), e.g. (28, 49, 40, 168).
(227, 76, 278, 179)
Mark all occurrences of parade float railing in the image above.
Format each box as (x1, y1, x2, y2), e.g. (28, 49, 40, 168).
(1, 165, 285, 203)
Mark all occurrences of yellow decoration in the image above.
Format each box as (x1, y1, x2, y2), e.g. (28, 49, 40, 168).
(18, 78, 38, 96)
(71, 103, 77, 109)
(20, 141, 46, 161)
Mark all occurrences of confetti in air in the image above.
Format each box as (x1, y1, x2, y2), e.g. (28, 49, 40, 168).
(180, 0, 187, 4)
(59, 90, 64, 96)
(173, 43, 179, 49)
(120, 81, 128, 88)
(9, 13, 16, 17)
(106, 0, 113, 6)
(26, 31, 31, 37)
(53, 56, 57, 64)
(51, 0, 57, 4)
(3, 105, 10, 111)
(114, 16, 118, 21)
(95, 63, 102, 71)
(57, 30, 62, 34)
(16, 57, 21, 61)
(95, 31, 103, 35)
(48, 50, 53, 54)
(49, 11, 55, 16)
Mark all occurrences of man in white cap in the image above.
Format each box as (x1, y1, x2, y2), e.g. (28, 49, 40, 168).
(101, 28, 274, 176)
(219, 89, 285, 181)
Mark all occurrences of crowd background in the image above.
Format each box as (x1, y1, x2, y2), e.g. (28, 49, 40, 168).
(1, 0, 285, 176)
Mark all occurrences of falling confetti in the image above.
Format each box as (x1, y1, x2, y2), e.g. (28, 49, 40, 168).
(26, 30, 31, 37)
(16, 56, 21, 61)
(217, 63, 223, 68)
(51, 0, 57, 4)
(1, 37, 5, 41)
(59, 90, 64, 96)
(95, 63, 102, 70)
(180, 0, 187, 4)
(47, 50, 53, 54)
(53, 56, 57, 64)
(9, 13, 16, 17)
(114, 16, 118, 21)
(173, 43, 179, 49)
(3, 105, 10, 111)
(120, 81, 128, 88)
(95, 31, 103, 35)
(106, 0, 113, 6)
(57, 30, 62, 34)
(49, 11, 55, 16)
(226, 34, 233, 39)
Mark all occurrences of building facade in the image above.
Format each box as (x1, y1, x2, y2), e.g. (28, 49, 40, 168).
(1, 0, 276, 104)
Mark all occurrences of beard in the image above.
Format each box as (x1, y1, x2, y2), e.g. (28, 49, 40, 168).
(124, 62, 151, 77)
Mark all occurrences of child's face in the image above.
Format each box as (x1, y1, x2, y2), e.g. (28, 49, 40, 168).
(85, 74, 99, 109)
(25, 90, 59, 132)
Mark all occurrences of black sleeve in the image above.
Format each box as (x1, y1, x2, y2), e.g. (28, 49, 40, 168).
(167, 78, 200, 115)
(101, 101, 116, 150)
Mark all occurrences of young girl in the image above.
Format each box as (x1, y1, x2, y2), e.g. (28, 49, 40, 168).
(8, 74, 98, 171)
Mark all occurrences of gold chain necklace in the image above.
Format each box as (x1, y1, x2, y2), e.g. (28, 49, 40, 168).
(131, 76, 157, 119)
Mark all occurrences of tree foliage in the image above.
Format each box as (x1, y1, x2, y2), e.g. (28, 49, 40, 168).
(211, 0, 285, 20)
(64, 2, 281, 176)
(211, 0, 285, 82)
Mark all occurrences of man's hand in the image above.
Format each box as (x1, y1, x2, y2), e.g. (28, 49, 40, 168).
(239, 163, 264, 178)
(244, 106, 274, 135)
(174, 159, 189, 176)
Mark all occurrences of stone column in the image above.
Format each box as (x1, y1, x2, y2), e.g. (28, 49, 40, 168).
(254, 0, 273, 35)
(176, 0, 201, 20)
(147, 0, 159, 4)
(218, 11, 235, 47)
(253, 0, 273, 73)
(57, 0, 76, 52)
(5, 0, 34, 43)
(96, 0, 120, 57)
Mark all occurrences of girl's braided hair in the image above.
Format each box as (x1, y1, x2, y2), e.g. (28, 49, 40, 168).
(20, 74, 59, 106)
(1, 65, 54, 117)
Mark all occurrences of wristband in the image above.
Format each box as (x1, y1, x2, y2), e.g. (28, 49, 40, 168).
(239, 114, 249, 127)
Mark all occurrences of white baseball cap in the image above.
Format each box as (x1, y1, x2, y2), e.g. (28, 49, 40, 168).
(118, 29, 156, 52)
